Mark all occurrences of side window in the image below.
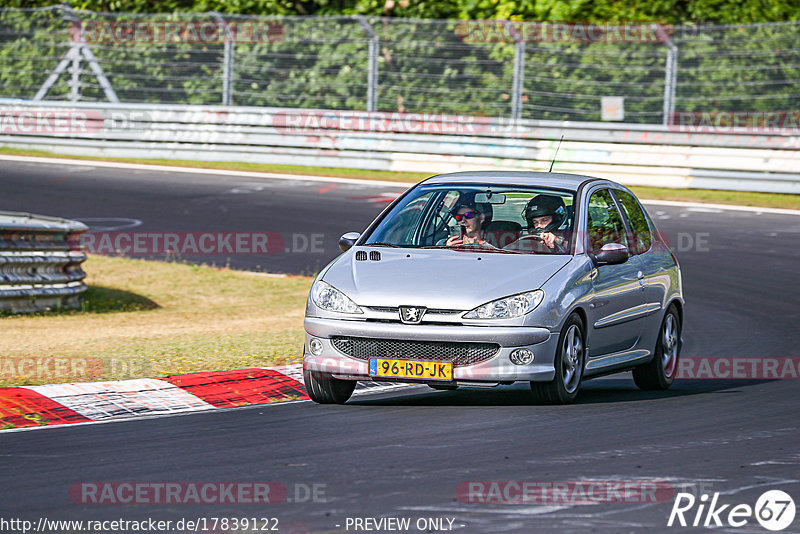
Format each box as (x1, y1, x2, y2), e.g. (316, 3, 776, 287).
(586, 189, 628, 253)
(418, 190, 460, 245)
(614, 189, 652, 255)
(377, 192, 434, 245)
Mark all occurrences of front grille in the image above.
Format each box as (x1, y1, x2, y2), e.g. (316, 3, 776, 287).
(331, 336, 499, 367)
(366, 306, 462, 315)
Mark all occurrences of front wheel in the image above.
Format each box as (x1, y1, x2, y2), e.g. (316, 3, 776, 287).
(531, 314, 585, 404)
(633, 304, 681, 390)
(303, 369, 356, 404)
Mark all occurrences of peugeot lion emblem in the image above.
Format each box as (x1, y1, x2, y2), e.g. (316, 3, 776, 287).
(399, 306, 426, 324)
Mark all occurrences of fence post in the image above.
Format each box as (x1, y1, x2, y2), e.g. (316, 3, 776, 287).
(212, 12, 234, 106)
(656, 24, 678, 126)
(503, 21, 525, 121)
(68, 42, 82, 101)
(511, 40, 525, 121)
(34, 6, 119, 103)
(355, 15, 378, 112)
(34, 44, 80, 101)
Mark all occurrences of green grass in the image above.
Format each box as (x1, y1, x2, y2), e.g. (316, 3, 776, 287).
(627, 185, 799, 210)
(2, 145, 797, 209)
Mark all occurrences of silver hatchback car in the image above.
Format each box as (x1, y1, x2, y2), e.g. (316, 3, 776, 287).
(303, 172, 683, 404)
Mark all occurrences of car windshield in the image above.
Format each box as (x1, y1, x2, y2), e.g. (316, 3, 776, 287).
(363, 184, 575, 254)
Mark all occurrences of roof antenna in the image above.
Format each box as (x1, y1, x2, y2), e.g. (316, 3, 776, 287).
(549, 134, 564, 172)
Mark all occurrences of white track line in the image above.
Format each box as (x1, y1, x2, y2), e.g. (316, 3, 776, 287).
(639, 199, 800, 216)
(0, 154, 408, 188)
(2, 154, 798, 215)
(0, 365, 423, 434)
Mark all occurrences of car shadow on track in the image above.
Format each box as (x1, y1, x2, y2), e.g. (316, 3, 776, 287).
(347, 378, 776, 406)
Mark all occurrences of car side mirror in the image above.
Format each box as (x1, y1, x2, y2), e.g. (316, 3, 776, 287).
(339, 232, 361, 252)
(591, 243, 629, 267)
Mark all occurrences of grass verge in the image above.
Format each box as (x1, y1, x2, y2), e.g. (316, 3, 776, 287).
(1, 254, 311, 386)
(1, 146, 798, 210)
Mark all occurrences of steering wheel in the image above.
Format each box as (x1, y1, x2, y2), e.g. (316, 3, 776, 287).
(503, 234, 551, 253)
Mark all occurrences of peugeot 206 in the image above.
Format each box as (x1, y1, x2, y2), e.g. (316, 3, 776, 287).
(302, 171, 683, 404)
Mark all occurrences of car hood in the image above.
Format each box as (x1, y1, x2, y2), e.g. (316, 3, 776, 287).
(321, 247, 572, 310)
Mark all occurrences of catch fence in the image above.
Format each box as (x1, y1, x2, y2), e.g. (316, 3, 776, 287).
(1, 7, 798, 125)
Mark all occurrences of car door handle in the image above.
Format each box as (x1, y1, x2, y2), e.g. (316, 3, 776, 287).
(637, 271, 646, 291)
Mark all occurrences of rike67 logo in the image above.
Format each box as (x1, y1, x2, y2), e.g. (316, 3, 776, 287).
(668, 490, 795, 531)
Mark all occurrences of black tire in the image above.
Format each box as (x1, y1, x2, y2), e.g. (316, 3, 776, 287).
(531, 314, 585, 404)
(633, 304, 681, 390)
(303, 369, 356, 404)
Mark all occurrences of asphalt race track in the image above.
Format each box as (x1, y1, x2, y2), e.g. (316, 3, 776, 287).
(2, 158, 799, 533)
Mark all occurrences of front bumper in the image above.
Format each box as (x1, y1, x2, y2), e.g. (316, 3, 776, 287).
(303, 317, 558, 384)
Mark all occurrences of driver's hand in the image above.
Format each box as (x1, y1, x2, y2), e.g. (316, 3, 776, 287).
(446, 235, 463, 246)
(541, 232, 560, 248)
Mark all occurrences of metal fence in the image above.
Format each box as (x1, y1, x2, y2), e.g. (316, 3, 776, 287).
(0, 211, 88, 313)
(1, 101, 798, 194)
(1, 7, 798, 125)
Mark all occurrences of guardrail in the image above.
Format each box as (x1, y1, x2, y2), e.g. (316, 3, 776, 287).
(1, 101, 798, 194)
(0, 211, 88, 313)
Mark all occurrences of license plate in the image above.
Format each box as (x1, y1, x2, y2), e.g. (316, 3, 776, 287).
(369, 358, 452, 381)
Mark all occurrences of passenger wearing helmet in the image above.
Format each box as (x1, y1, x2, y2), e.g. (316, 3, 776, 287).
(522, 194, 569, 252)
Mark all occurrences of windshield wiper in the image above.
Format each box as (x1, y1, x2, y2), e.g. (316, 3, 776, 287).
(448, 244, 529, 254)
(364, 242, 401, 248)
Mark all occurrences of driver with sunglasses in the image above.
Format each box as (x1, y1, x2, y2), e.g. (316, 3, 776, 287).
(445, 202, 492, 247)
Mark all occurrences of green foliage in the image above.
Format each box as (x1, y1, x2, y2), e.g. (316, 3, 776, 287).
(684, 0, 800, 24)
(1, 3, 798, 123)
(232, 18, 370, 108)
(4, 0, 799, 22)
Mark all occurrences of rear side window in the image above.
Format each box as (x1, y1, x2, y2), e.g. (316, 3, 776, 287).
(613, 189, 652, 255)
(586, 189, 627, 253)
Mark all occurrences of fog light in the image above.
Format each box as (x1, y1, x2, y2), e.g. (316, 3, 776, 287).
(309, 338, 323, 356)
(510, 348, 534, 365)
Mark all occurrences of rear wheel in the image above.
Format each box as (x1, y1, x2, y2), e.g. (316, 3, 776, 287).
(633, 304, 681, 390)
(303, 369, 356, 404)
(531, 314, 585, 404)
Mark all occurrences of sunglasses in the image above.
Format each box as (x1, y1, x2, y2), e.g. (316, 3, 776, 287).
(454, 211, 478, 221)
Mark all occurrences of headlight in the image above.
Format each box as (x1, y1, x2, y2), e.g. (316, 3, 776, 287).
(311, 281, 363, 314)
(463, 290, 544, 319)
